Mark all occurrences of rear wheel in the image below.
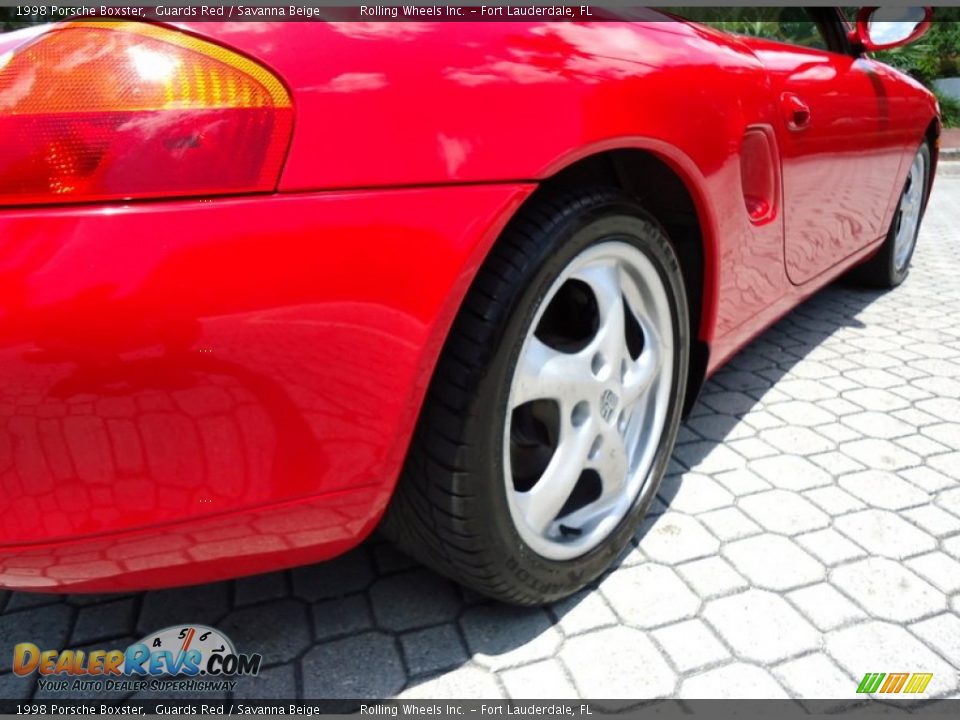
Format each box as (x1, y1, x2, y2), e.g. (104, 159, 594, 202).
(381, 189, 689, 605)
(849, 143, 930, 288)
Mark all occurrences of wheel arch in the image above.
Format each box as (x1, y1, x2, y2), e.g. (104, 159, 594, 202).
(529, 143, 719, 416)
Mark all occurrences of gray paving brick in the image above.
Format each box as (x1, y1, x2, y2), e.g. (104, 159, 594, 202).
(398, 667, 503, 699)
(808, 451, 866, 476)
(677, 557, 748, 599)
(311, 594, 373, 641)
(301, 631, 406, 698)
(500, 659, 579, 699)
(657, 473, 733, 514)
(835, 509, 937, 559)
(71, 598, 136, 645)
(679, 663, 789, 699)
(818, 398, 862, 417)
(945, 535, 960, 562)
(844, 387, 911, 412)
(0, 604, 73, 673)
(902, 504, 960, 537)
(0, 671, 34, 700)
(232, 663, 297, 700)
(937, 486, 960, 517)
(634, 513, 719, 564)
(699, 391, 757, 416)
(672, 442, 747, 474)
(549, 589, 618, 636)
(739, 489, 830, 534)
(833, 558, 946, 622)
(922, 422, 960, 450)
(760, 426, 834, 454)
(137, 583, 229, 634)
(750, 455, 833, 491)
(686, 414, 751, 442)
(401, 624, 467, 676)
(794, 528, 866, 566)
(697, 507, 763, 541)
(219, 599, 312, 665)
(786, 583, 866, 631)
(917, 397, 960, 423)
(900, 465, 957, 493)
(561, 627, 675, 698)
(895, 435, 950, 461)
(840, 438, 922, 471)
(651, 619, 730, 672)
(291, 548, 375, 602)
(704, 590, 819, 663)
(890, 385, 935, 402)
(234, 573, 289, 606)
(839, 470, 929, 510)
(601, 564, 699, 629)
(773, 653, 857, 701)
(675, 425, 701, 444)
(713, 467, 771, 495)
(813, 422, 862, 444)
(910, 613, 960, 665)
(893, 407, 942, 428)
(725, 437, 779, 460)
(768, 401, 836, 427)
(775, 379, 837, 403)
(802, 486, 867, 516)
(841, 411, 915, 439)
(369, 569, 461, 632)
(460, 606, 561, 671)
(723, 534, 824, 590)
(740, 410, 787, 431)
(905, 552, 960, 594)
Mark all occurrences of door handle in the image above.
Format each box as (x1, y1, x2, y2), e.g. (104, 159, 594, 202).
(781, 93, 812, 131)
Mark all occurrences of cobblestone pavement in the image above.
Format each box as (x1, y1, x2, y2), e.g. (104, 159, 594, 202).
(2, 177, 960, 704)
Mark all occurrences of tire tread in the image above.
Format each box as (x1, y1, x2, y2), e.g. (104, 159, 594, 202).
(381, 188, 680, 604)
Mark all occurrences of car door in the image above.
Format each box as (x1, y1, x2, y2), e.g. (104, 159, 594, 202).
(705, 9, 906, 285)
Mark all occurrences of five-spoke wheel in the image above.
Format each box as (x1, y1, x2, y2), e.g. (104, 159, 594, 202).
(505, 242, 674, 560)
(383, 190, 689, 605)
(892, 147, 927, 274)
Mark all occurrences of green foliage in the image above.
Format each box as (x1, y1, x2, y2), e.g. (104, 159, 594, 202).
(934, 87, 960, 128)
(874, 21, 960, 86)
(868, 13, 960, 127)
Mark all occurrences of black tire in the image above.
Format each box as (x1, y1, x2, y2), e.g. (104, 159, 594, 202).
(380, 189, 690, 605)
(848, 142, 931, 289)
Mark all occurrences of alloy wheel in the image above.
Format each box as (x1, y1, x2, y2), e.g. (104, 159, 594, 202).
(893, 148, 926, 273)
(503, 240, 674, 560)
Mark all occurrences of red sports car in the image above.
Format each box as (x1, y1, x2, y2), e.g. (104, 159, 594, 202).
(0, 9, 940, 604)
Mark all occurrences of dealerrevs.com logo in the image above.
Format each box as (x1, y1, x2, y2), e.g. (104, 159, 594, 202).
(13, 625, 261, 693)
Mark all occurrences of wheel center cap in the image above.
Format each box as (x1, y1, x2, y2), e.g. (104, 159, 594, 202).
(599, 388, 619, 423)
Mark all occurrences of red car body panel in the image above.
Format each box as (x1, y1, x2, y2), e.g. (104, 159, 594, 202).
(0, 18, 938, 590)
(0, 185, 531, 589)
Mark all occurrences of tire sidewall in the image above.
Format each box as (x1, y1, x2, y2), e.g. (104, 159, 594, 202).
(889, 142, 931, 285)
(463, 196, 690, 602)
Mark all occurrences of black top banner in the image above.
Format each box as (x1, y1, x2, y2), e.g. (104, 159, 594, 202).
(2, 4, 960, 24)
(2, 699, 960, 716)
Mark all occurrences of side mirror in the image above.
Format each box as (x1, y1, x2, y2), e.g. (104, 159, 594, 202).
(851, 6, 933, 51)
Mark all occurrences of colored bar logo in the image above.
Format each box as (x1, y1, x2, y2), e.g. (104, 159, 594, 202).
(856, 672, 933, 694)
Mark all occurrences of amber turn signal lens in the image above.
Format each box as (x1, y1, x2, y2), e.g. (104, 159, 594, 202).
(0, 21, 293, 206)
